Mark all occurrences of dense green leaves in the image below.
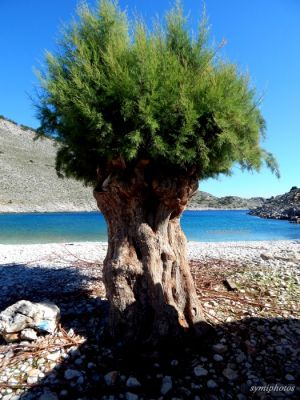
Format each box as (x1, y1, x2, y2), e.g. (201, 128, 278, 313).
(36, 0, 278, 184)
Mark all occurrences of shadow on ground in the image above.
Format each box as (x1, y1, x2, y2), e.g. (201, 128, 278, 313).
(0, 261, 103, 309)
(16, 316, 299, 400)
(0, 263, 299, 399)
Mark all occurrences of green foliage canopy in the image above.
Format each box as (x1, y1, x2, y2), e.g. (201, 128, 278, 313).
(36, 0, 278, 185)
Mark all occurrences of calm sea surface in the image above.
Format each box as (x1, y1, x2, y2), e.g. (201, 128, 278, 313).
(0, 210, 300, 244)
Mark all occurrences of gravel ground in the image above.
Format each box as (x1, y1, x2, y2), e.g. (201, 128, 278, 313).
(0, 240, 299, 399)
(1, 239, 299, 268)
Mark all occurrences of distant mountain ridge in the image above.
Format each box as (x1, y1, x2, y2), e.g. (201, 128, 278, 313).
(249, 187, 300, 223)
(190, 191, 264, 210)
(0, 116, 264, 212)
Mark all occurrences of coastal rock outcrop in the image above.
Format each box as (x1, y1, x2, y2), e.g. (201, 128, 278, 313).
(249, 187, 300, 223)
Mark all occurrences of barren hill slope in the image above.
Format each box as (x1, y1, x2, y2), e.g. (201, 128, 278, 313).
(0, 119, 96, 212)
(0, 118, 264, 212)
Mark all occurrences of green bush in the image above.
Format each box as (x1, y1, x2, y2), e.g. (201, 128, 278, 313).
(36, 0, 279, 185)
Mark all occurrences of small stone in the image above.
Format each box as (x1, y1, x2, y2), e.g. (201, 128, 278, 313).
(191, 383, 201, 389)
(223, 278, 238, 291)
(5, 350, 14, 358)
(68, 347, 80, 357)
(261, 253, 274, 260)
(39, 391, 59, 400)
(28, 368, 39, 377)
(194, 366, 208, 377)
(161, 376, 172, 395)
(64, 369, 82, 380)
(212, 343, 228, 354)
(178, 387, 191, 397)
(207, 379, 218, 389)
(236, 352, 246, 363)
(171, 359, 179, 367)
(104, 371, 118, 386)
(20, 328, 38, 341)
(74, 358, 83, 365)
(8, 378, 19, 385)
(47, 351, 61, 361)
(91, 373, 101, 382)
(2, 332, 19, 342)
(77, 376, 85, 385)
(59, 390, 68, 397)
(126, 376, 141, 388)
(285, 374, 294, 381)
(27, 375, 39, 384)
(223, 367, 238, 380)
(67, 328, 75, 337)
(213, 354, 223, 362)
(125, 393, 138, 400)
(0, 375, 8, 382)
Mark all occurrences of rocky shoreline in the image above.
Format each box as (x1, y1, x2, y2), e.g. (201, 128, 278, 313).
(0, 241, 299, 399)
(249, 187, 300, 224)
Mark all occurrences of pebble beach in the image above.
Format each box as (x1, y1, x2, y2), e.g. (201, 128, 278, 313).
(1, 239, 300, 267)
(0, 240, 299, 399)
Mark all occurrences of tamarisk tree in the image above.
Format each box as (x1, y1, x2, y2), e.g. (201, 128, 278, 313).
(37, 1, 278, 343)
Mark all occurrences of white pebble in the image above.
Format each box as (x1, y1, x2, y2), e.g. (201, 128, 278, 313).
(194, 366, 208, 377)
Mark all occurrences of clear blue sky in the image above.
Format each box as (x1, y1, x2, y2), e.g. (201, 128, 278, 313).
(1, 0, 299, 198)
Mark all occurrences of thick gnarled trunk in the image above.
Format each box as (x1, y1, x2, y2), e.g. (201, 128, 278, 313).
(94, 163, 208, 343)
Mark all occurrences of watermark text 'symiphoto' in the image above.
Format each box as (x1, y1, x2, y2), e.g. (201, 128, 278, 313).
(250, 384, 295, 394)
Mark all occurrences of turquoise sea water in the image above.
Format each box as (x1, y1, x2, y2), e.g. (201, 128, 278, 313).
(0, 210, 300, 244)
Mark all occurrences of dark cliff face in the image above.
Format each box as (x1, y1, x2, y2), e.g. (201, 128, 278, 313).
(249, 187, 300, 223)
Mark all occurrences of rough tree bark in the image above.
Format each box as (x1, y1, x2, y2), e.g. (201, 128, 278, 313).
(93, 160, 209, 344)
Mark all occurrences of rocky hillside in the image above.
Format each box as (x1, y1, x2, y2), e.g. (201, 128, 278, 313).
(190, 191, 264, 210)
(249, 187, 300, 223)
(0, 117, 263, 212)
(0, 118, 96, 212)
